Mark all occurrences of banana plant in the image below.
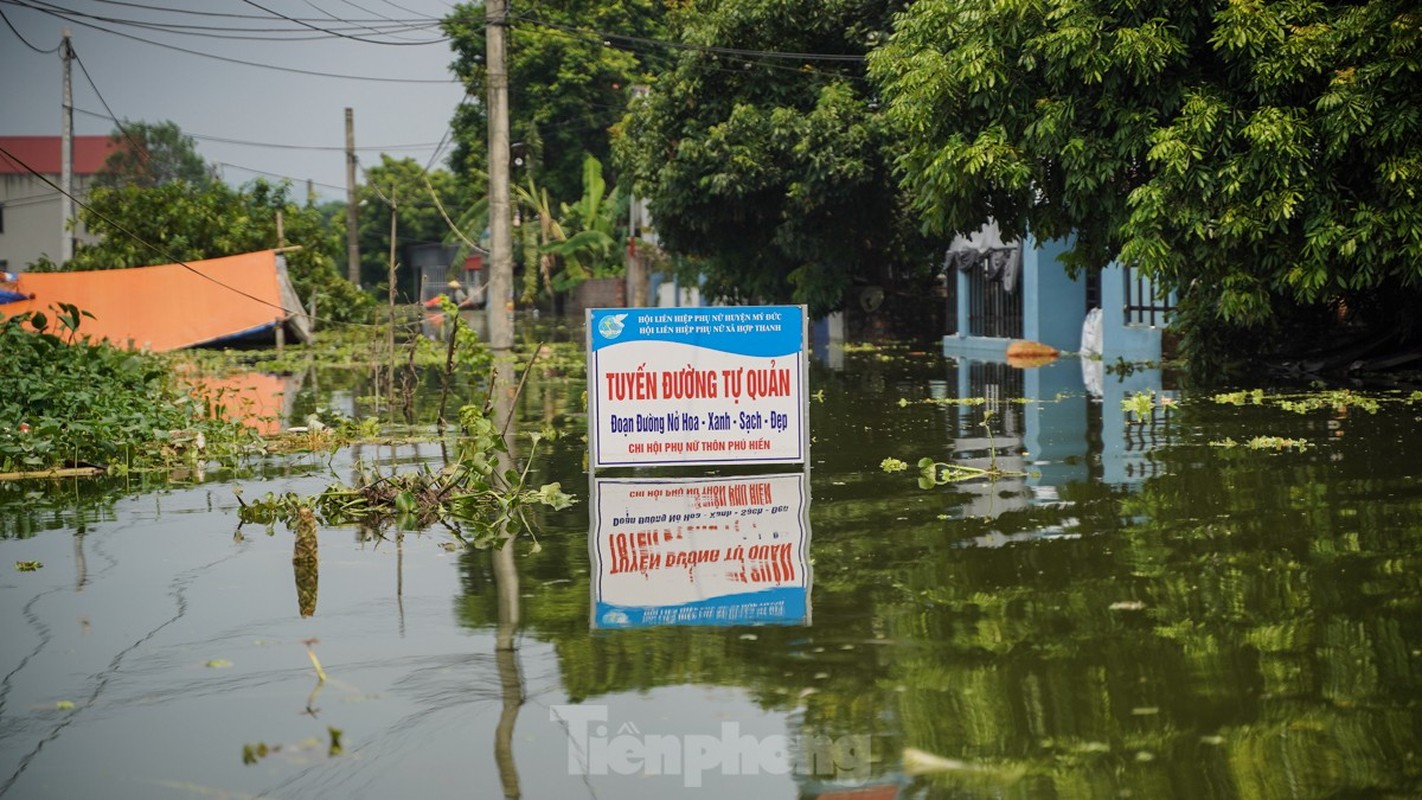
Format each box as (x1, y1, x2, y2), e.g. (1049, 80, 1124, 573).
(539, 155, 623, 291)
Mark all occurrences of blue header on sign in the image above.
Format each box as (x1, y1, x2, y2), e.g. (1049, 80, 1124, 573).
(589, 306, 804, 357)
(594, 586, 809, 629)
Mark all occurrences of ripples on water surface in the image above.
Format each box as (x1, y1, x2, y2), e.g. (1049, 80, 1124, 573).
(2, 350, 1420, 799)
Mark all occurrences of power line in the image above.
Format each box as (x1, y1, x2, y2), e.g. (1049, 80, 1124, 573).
(0, 191, 67, 209)
(190, 129, 443, 153)
(217, 161, 346, 194)
(0, 139, 406, 331)
(237, 0, 439, 45)
(0, 3, 58, 51)
(7, 0, 444, 36)
(76, 0, 438, 24)
(329, 0, 431, 43)
(0, 140, 298, 315)
(70, 47, 151, 172)
(7, 0, 445, 42)
(72, 107, 448, 153)
(3, 1, 459, 82)
(512, 13, 868, 64)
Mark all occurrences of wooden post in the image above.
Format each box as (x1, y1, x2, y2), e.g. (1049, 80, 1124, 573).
(275, 317, 285, 353)
(387, 187, 398, 418)
(345, 108, 360, 287)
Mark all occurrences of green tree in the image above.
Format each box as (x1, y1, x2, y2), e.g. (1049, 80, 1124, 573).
(869, 0, 1422, 373)
(350, 155, 474, 299)
(43, 178, 369, 322)
(94, 119, 214, 189)
(538, 155, 624, 291)
(614, 0, 941, 318)
(441, 0, 667, 203)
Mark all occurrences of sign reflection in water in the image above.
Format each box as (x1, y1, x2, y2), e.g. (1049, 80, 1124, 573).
(589, 473, 811, 629)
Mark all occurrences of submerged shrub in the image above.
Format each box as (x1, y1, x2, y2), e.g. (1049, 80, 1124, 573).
(0, 307, 258, 472)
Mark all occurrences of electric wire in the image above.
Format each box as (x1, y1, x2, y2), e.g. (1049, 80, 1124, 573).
(72, 108, 445, 154)
(70, 47, 151, 173)
(62, 0, 438, 24)
(238, 0, 440, 45)
(0, 3, 57, 51)
(214, 161, 346, 195)
(0, 141, 413, 332)
(332, 0, 432, 43)
(6, 0, 444, 41)
(1, 1, 458, 83)
(510, 11, 868, 63)
(501, 13, 867, 87)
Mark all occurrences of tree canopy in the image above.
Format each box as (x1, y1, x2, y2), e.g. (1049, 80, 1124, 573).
(40, 178, 369, 322)
(94, 119, 214, 189)
(350, 155, 474, 297)
(442, 0, 667, 204)
(869, 0, 1422, 369)
(614, 0, 942, 318)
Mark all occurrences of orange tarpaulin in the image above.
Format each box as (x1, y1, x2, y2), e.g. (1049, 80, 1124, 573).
(1, 250, 311, 352)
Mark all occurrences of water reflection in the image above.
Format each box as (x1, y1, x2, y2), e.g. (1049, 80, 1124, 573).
(589, 473, 812, 628)
(194, 370, 304, 435)
(4, 344, 1422, 799)
(928, 357, 1177, 528)
(490, 356, 525, 799)
(292, 507, 319, 617)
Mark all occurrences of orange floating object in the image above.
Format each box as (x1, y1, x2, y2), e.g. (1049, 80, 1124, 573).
(1005, 339, 1060, 367)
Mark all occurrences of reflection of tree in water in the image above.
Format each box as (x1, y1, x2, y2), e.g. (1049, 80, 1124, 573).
(452, 384, 1422, 797)
(292, 506, 319, 618)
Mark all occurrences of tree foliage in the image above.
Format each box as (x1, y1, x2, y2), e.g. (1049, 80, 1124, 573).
(94, 119, 214, 189)
(350, 155, 475, 297)
(442, 0, 667, 204)
(38, 178, 369, 322)
(870, 0, 1422, 370)
(0, 306, 258, 472)
(537, 155, 625, 289)
(614, 0, 941, 318)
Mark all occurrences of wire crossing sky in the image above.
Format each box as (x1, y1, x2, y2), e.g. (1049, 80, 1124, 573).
(0, 0, 467, 201)
(1, 0, 874, 202)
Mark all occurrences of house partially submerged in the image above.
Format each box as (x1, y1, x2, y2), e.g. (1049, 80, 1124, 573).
(1, 249, 312, 351)
(942, 221, 1173, 365)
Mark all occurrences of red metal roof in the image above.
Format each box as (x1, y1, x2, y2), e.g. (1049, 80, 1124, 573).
(0, 136, 118, 176)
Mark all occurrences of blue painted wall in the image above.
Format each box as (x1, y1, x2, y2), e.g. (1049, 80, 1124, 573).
(1023, 235, 1086, 352)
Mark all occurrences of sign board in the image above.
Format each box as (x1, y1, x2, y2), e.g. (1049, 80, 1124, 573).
(590, 473, 811, 629)
(587, 306, 808, 468)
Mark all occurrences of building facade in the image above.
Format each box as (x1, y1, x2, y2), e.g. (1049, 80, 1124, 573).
(0, 135, 117, 272)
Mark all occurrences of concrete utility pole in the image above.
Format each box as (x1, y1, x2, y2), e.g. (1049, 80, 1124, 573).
(60, 30, 74, 263)
(625, 85, 650, 307)
(345, 108, 360, 287)
(485, 0, 514, 350)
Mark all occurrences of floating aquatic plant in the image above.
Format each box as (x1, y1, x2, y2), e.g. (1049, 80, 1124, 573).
(1210, 436, 1313, 451)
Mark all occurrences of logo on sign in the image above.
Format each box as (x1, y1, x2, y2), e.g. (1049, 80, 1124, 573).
(597, 313, 628, 340)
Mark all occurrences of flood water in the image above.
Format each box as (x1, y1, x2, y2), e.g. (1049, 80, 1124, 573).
(2, 342, 1421, 799)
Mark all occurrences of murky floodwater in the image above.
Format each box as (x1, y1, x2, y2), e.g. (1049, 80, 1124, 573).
(2, 345, 1421, 799)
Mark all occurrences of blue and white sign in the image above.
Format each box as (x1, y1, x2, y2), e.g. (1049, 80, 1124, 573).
(588, 306, 808, 468)
(590, 474, 811, 629)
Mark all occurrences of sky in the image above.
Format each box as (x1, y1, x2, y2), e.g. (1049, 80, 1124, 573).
(0, 0, 471, 203)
